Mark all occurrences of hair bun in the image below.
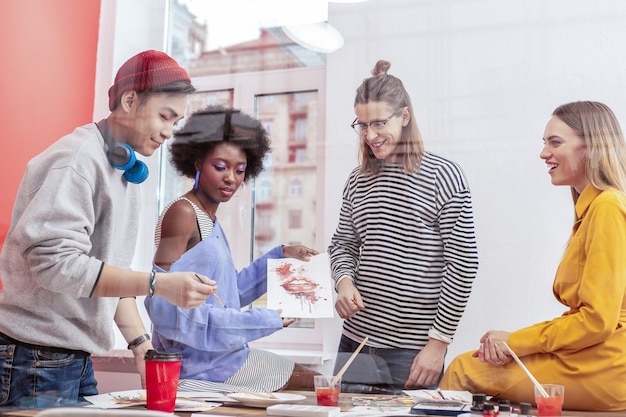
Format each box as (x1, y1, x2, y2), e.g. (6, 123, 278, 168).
(371, 59, 391, 77)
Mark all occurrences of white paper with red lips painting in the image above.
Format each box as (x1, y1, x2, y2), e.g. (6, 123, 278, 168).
(267, 253, 335, 318)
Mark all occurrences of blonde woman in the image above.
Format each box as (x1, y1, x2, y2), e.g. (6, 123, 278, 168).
(440, 101, 626, 411)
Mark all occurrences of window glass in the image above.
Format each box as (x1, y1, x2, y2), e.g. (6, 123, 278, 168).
(160, 0, 328, 345)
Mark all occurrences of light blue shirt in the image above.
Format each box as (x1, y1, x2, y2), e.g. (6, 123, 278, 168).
(145, 219, 285, 381)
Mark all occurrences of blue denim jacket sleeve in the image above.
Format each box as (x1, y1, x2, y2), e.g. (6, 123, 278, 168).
(237, 245, 285, 306)
(144, 234, 286, 352)
(145, 295, 284, 351)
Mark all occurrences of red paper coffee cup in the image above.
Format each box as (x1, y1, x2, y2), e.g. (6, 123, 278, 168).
(145, 350, 182, 413)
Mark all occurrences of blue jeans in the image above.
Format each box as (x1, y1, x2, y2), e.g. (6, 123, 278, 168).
(334, 335, 444, 393)
(0, 334, 98, 409)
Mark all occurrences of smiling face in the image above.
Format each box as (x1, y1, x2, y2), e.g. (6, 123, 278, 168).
(197, 142, 247, 203)
(540, 115, 589, 193)
(120, 92, 188, 157)
(354, 101, 409, 163)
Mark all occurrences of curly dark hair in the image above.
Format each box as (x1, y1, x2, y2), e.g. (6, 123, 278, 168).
(169, 104, 271, 183)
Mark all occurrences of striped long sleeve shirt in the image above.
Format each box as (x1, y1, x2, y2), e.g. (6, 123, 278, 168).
(328, 152, 479, 349)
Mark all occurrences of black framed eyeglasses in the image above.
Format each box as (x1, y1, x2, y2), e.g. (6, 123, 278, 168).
(350, 113, 399, 136)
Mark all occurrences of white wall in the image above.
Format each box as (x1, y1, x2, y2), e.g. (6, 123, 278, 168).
(324, 0, 626, 363)
(100, 0, 626, 367)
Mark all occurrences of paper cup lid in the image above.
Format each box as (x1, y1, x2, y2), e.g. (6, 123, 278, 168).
(144, 349, 182, 361)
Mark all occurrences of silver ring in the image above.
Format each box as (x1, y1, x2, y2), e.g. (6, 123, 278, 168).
(496, 360, 502, 365)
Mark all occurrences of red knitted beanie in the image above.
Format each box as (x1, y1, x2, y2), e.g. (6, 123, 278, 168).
(108, 50, 191, 111)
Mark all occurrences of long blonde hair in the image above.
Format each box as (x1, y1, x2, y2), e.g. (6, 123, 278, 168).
(552, 101, 626, 202)
(354, 60, 423, 174)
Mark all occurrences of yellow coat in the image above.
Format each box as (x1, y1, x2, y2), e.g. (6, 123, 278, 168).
(440, 186, 626, 411)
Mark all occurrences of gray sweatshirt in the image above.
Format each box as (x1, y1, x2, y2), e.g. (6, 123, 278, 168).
(0, 123, 141, 354)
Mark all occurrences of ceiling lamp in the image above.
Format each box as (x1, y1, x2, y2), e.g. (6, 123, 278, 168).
(282, 22, 344, 53)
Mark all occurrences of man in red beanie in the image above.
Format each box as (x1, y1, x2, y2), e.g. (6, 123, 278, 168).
(0, 50, 218, 409)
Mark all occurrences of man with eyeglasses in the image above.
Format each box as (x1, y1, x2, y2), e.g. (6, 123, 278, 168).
(328, 59, 478, 393)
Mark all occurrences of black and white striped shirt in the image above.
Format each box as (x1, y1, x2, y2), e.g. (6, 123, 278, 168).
(328, 152, 479, 349)
(155, 197, 214, 247)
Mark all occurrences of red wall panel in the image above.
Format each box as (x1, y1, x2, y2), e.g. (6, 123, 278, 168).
(0, 0, 101, 286)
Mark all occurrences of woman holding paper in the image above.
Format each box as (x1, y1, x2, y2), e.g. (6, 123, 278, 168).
(145, 105, 319, 391)
(440, 101, 626, 411)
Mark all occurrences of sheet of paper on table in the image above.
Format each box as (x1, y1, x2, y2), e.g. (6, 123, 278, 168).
(402, 389, 473, 404)
(351, 395, 416, 407)
(84, 389, 228, 411)
(84, 390, 146, 409)
(342, 405, 413, 416)
(267, 252, 335, 318)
